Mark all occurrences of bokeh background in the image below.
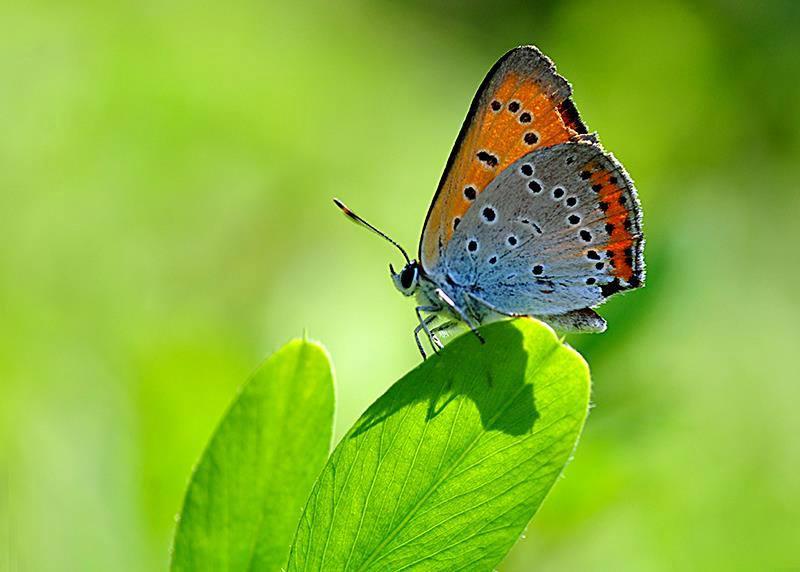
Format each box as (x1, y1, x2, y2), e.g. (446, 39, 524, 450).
(2, 0, 799, 570)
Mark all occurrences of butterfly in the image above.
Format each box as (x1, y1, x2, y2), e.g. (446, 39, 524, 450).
(335, 45, 644, 358)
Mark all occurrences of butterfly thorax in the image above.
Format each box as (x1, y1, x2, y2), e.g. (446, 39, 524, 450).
(415, 268, 498, 327)
(414, 271, 443, 308)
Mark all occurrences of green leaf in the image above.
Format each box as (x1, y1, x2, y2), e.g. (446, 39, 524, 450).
(171, 339, 335, 572)
(287, 319, 589, 571)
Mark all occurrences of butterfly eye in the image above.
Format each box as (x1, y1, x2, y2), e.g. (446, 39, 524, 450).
(400, 265, 416, 290)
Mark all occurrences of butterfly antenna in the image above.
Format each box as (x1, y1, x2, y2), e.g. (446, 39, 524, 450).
(333, 198, 411, 265)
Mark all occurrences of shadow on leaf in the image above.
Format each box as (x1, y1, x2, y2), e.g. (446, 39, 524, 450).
(352, 319, 542, 438)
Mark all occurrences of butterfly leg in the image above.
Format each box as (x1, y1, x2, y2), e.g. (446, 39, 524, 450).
(466, 322, 485, 345)
(429, 319, 459, 344)
(421, 313, 461, 351)
(433, 289, 485, 345)
(425, 320, 458, 351)
(413, 314, 436, 358)
(414, 307, 442, 359)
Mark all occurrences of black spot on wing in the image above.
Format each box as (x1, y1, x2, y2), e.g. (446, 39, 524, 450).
(477, 151, 499, 167)
(600, 278, 623, 297)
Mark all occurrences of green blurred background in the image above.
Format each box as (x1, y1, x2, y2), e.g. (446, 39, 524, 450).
(2, 0, 798, 570)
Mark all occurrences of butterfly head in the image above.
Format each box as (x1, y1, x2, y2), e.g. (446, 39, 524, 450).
(390, 260, 419, 296)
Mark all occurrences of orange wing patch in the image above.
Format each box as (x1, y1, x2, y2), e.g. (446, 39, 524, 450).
(420, 46, 587, 269)
(583, 163, 643, 288)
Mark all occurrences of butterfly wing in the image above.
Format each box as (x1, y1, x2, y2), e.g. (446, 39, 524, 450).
(420, 45, 587, 270)
(442, 141, 644, 317)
